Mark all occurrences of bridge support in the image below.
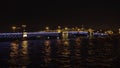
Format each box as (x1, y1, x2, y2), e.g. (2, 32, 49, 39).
(62, 31, 68, 40)
(88, 28, 94, 39)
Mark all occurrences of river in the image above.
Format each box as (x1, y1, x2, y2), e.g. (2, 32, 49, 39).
(0, 36, 120, 68)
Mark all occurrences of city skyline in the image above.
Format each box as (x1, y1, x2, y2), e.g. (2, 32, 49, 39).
(0, 0, 120, 32)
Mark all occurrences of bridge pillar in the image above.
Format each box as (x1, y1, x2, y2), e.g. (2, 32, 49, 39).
(88, 28, 94, 39)
(62, 31, 68, 40)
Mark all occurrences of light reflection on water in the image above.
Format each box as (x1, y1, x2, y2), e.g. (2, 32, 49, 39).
(0, 37, 120, 68)
(8, 40, 29, 68)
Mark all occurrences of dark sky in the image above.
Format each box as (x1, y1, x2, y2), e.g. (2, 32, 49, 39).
(0, 0, 120, 32)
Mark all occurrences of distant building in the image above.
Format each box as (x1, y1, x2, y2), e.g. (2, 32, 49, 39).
(105, 30, 113, 35)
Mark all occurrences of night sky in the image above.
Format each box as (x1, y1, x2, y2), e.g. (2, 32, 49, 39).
(0, 0, 120, 32)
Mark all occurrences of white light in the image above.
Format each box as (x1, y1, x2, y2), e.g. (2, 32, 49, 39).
(23, 34, 27, 37)
(23, 32, 27, 38)
(57, 37, 59, 39)
(47, 36, 50, 39)
(101, 33, 104, 35)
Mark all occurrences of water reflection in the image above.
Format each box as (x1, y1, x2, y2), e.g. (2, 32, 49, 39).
(0, 36, 119, 68)
(8, 40, 29, 68)
(43, 40, 51, 65)
(8, 40, 19, 68)
(55, 39, 71, 68)
(86, 39, 96, 67)
(72, 37, 84, 68)
(86, 38, 113, 67)
(19, 40, 29, 68)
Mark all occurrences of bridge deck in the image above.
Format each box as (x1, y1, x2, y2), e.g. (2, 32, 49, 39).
(0, 31, 107, 39)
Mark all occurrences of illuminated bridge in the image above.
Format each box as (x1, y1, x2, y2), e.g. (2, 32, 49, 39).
(0, 31, 107, 39)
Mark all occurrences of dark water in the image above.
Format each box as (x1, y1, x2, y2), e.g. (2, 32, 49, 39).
(0, 36, 120, 68)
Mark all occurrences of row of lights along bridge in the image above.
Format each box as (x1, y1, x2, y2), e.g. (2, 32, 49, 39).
(11, 25, 86, 32)
(11, 25, 120, 35)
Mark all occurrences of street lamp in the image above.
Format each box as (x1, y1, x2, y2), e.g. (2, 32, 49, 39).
(45, 26, 49, 31)
(58, 26, 61, 29)
(77, 28, 80, 31)
(12, 26, 16, 32)
(64, 27, 68, 31)
(22, 25, 26, 32)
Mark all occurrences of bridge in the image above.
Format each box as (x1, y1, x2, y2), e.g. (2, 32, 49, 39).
(0, 31, 107, 39)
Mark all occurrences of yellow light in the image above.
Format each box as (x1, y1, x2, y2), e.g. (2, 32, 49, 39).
(11, 26, 17, 32)
(57, 29, 61, 33)
(58, 26, 61, 29)
(106, 30, 113, 34)
(12, 26, 16, 29)
(45, 27, 49, 30)
(88, 28, 94, 32)
(65, 27, 68, 30)
(22, 40, 28, 48)
(77, 28, 80, 31)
